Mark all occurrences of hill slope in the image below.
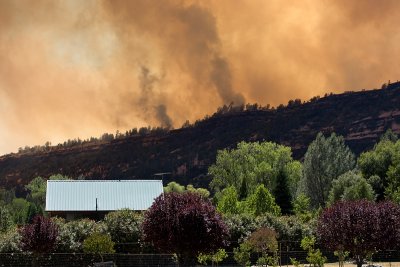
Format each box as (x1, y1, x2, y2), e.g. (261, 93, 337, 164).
(1, 84, 400, 192)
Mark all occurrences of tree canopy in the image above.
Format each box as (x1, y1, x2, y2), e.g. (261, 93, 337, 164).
(358, 132, 400, 200)
(317, 200, 400, 267)
(142, 192, 228, 266)
(217, 186, 240, 215)
(300, 132, 356, 207)
(245, 184, 281, 216)
(209, 141, 301, 199)
(327, 170, 375, 205)
(164, 182, 210, 198)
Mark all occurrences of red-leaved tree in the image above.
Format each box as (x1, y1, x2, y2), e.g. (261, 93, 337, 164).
(19, 215, 59, 255)
(142, 192, 229, 266)
(317, 200, 400, 267)
(375, 201, 400, 251)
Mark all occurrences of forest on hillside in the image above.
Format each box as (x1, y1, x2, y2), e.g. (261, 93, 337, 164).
(10, 81, 399, 157)
(1, 84, 400, 193)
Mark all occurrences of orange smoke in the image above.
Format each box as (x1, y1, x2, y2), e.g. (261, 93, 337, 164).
(0, 0, 399, 154)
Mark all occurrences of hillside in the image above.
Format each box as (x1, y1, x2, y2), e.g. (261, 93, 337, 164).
(1, 84, 400, 193)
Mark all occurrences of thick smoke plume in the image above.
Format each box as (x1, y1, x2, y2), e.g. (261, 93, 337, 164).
(1, 0, 400, 154)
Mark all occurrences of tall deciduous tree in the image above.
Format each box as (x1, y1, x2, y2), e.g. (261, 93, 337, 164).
(327, 170, 375, 205)
(317, 200, 400, 267)
(301, 132, 355, 208)
(142, 192, 228, 266)
(209, 141, 301, 199)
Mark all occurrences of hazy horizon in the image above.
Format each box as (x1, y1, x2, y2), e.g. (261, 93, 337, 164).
(1, 0, 400, 155)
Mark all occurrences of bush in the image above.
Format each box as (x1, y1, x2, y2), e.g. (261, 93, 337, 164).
(223, 214, 258, 244)
(257, 214, 313, 243)
(53, 218, 105, 252)
(83, 233, 115, 262)
(0, 206, 13, 233)
(0, 227, 21, 252)
(19, 216, 58, 254)
(83, 233, 115, 254)
(103, 209, 142, 244)
(224, 213, 312, 246)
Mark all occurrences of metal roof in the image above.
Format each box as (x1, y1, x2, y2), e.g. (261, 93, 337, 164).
(46, 180, 163, 211)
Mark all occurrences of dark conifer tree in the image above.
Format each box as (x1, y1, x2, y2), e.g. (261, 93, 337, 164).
(274, 170, 292, 214)
(239, 178, 248, 200)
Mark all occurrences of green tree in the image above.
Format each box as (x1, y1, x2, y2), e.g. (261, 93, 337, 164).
(209, 141, 301, 199)
(300, 236, 326, 267)
(301, 132, 356, 208)
(358, 133, 399, 199)
(163, 181, 185, 193)
(26, 177, 48, 218)
(8, 198, 30, 225)
(217, 186, 240, 215)
(385, 149, 400, 202)
(233, 242, 252, 267)
(285, 161, 303, 198)
(244, 184, 281, 216)
(327, 170, 375, 205)
(366, 175, 383, 198)
(163, 182, 211, 198)
(292, 194, 312, 222)
(25, 176, 46, 216)
(186, 184, 210, 198)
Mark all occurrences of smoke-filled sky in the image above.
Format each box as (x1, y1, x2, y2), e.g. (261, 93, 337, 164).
(1, 0, 400, 155)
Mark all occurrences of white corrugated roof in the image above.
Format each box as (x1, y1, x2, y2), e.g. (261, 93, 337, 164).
(45, 180, 163, 211)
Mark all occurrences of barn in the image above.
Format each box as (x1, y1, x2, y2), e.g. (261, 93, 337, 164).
(45, 180, 163, 220)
